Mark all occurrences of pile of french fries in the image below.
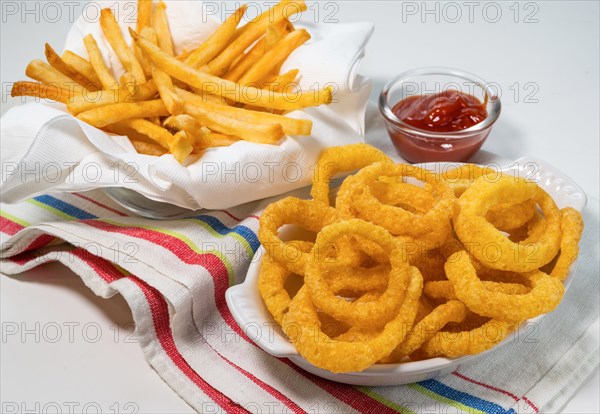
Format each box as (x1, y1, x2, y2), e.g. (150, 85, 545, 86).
(11, 0, 332, 163)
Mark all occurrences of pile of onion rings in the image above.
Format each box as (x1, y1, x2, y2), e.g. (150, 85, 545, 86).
(256, 143, 584, 372)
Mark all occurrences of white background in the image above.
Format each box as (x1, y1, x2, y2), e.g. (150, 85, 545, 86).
(1, 1, 599, 413)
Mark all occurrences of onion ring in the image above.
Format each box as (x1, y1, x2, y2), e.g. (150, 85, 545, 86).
(369, 181, 435, 213)
(336, 163, 455, 246)
(486, 199, 537, 232)
(381, 300, 468, 363)
(281, 266, 422, 373)
(423, 280, 531, 301)
(258, 241, 312, 324)
(440, 164, 497, 197)
(454, 175, 562, 272)
(415, 319, 518, 358)
(311, 143, 392, 205)
(304, 219, 412, 327)
(444, 252, 564, 321)
(258, 197, 338, 274)
(548, 207, 584, 280)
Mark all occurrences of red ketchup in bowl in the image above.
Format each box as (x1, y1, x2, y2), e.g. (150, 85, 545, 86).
(386, 90, 491, 163)
(393, 90, 488, 132)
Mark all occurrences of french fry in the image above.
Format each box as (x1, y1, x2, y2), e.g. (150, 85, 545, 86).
(176, 49, 193, 62)
(163, 113, 201, 134)
(207, 0, 306, 76)
(163, 114, 210, 149)
(61, 51, 103, 87)
(224, 19, 288, 82)
(232, 0, 306, 41)
(141, 27, 184, 115)
(83, 34, 118, 89)
(283, 18, 296, 32)
(100, 8, 146, 84)
(267, 68, 300, 92)
(265, 19, 291, 46)
(184, 102, 284, 144)
(133, 0, 154, 78)
(11, 81, 70, 104)
(152, 1, 175, 56)
(68, 89, 122, 115)
(207, 132, 241, 147)
(148, 116, 162, 126)
(184, 4, 247, 69)
(105, 123, 166, 154)
(134, 45, 152, 79)
(131, 139, 168, 156)
(66, 80, 158, 115)
(119, 72, 137, 96)
(130, 79, 158, 100)
(12, 1, 325, 164)
(131, 30, 332, 111)
(25, 59, 85, 96)
(244, 69, 299, 113)
(77, 99, 170, 128)
(177, 88, 312, 135)
(238, 30, 310, 86)
(223, 37, 267, 82)
(136, 0, 153, 32)
(115, 119, 192, 163)
(45, 44, 100, 91)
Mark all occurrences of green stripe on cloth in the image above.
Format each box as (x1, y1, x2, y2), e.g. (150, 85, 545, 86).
(357, 386, 417, 414)
(27, 198, 75, 221)
(102, 219, 236, 286)
(0, 210, 30, 227)
(408, 383, 487, 414)
(186, 218, 254, 260)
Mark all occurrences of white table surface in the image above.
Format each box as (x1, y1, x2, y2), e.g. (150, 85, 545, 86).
(1, 1, 598, 412)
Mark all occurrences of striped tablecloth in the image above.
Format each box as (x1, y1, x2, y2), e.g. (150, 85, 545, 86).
(1, 190, 598, 413)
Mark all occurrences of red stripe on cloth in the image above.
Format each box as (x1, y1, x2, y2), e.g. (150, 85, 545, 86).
(82, 219, 402, 413)
(281, 359, 401, 414)
(83, 220, 241, 332)
(452, 372, 520, 402)
(8, 247, 249, 412)
(216, 353, 304, 414)
(9, 249, 41, 266)
(453, 371, 540, 412)
(24, 234, 55, 251)
(70, 249, 250, 413)
(217, 210, 260, 222)
(71, 249, 122, 282)
(522, 396, 539, 412)
(217, 210, 243, 222)
(1, 215, 53, 253)
(0, 216, 24, 235)
(81, 221, 310, 409)
(72, 193, 128, 216)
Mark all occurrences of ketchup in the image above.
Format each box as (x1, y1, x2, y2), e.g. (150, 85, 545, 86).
(393, 90, 488, 132)
(384, 90, 492, 163)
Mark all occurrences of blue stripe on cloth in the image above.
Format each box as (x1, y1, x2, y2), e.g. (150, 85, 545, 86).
(33, 195, 98, 220)
(419, 379, 515, 414)
(193, 215, 260, 253)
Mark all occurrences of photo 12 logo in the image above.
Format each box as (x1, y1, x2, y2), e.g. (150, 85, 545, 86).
(1, 401, 140, 414)
(200, 1, 340, 24)
(1, 1, 133, 24)
(400, 1, 540, 24)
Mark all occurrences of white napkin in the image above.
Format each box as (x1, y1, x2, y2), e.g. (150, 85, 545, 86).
(0, 1, 373, 210)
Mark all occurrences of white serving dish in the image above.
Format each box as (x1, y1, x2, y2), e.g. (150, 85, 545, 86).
(225, 157, 587, 386)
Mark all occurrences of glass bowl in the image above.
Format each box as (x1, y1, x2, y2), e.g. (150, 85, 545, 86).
(379, 67, 501, 163)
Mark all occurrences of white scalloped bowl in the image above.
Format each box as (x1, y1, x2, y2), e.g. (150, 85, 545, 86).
(226, 157, 587, 386)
